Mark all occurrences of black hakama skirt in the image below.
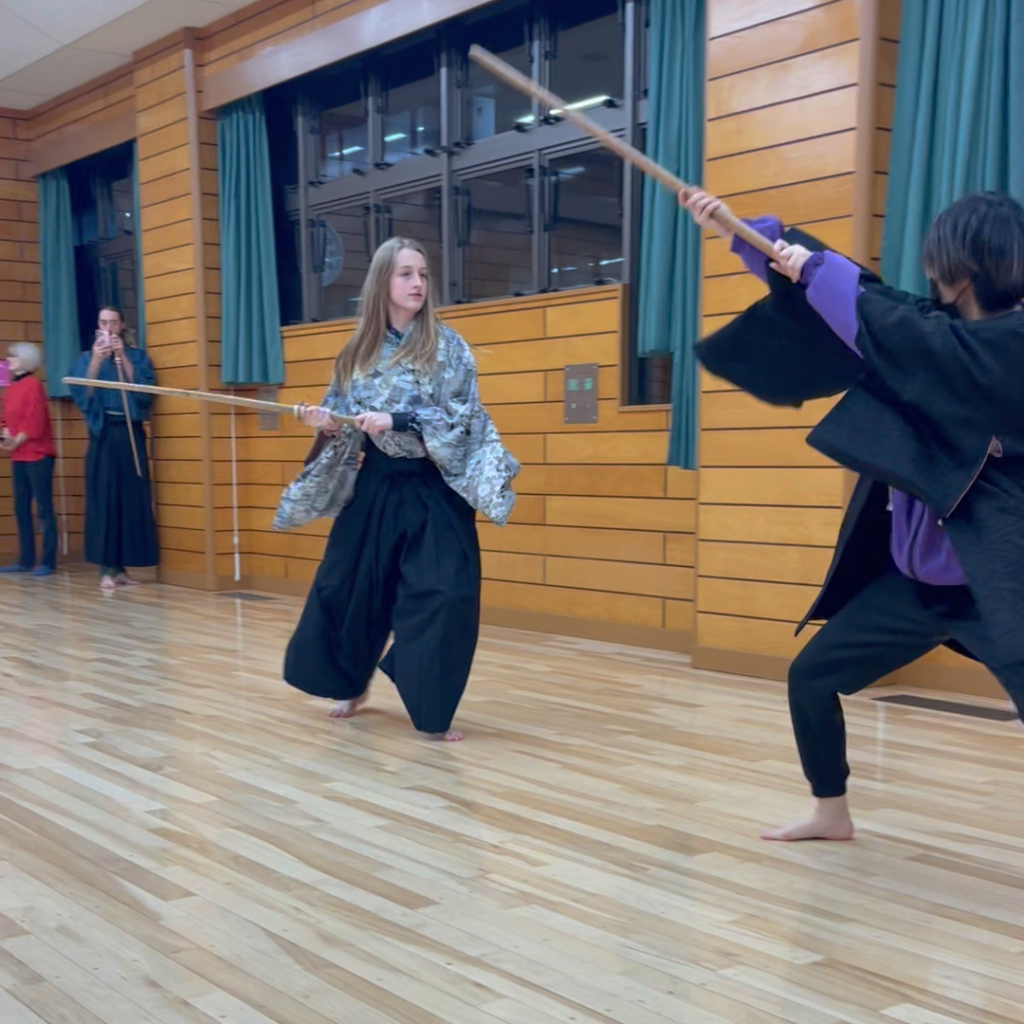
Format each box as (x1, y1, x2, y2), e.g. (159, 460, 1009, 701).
(284, 441, 481, 734)
(84, 417, 159, 569)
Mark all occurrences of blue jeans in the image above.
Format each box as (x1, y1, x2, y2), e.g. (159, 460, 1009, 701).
(13, 456, 56, 570)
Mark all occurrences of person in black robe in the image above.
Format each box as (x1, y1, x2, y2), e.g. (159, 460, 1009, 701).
(69, 306, 159, 592)
(279, 238, 518, 742)
(682, 188, 1024, 841)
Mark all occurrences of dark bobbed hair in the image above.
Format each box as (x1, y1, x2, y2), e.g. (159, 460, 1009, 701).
(922, 191, 1024, 314)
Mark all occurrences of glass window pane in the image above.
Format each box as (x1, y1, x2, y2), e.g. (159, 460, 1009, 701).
(381, 42, 440, 164)
(548, 149, 623, 291)
(550, 0, 624, 114)
(317, 69, 369, 180)
(461, 166, 533, 302)
(460, 1, 532, 141)
(67, 142, 138, 345)
(315, 205, 372, 321)
(385, 187, 443, 294)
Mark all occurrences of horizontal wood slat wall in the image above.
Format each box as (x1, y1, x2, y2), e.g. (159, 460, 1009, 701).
(2, 0, 1001, 698)
(0, 117, 37, 557)
(253, 288, 696, 651)
(1, 92, 101, 563)
(694, 0, 866, 678)
(198, 0, 400, 83)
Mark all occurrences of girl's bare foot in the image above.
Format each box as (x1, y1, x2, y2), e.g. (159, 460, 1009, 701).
(113, 573, 140, 588)
(761, 796, 855, 842)
(422, 729, 463, 742)
(100, 576, 116, 592)
(329, 691, 370, 719)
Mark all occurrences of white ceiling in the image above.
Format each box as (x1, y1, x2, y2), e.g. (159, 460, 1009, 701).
(0, 0, 256, 110)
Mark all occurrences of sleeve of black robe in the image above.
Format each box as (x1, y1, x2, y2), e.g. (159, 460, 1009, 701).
(694, 226, 871, 407)
(850, 282, 1024, 440)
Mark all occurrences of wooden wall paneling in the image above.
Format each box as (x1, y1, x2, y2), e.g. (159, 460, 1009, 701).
(31, 109, 136, 177)
(694, 1, 874, 678)
(1, 105, 92, 562)
(707, 0, 858, 79)
(199, 0, 493, 110)
(4, 0, 948, 684)
(246, 290, 696, 649)
(132, 38, 218, 589)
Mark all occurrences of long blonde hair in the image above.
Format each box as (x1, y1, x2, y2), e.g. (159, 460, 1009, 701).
(333, 237, 439, 391)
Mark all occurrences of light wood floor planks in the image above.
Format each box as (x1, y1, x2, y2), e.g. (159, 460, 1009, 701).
(0, 568, 1021, 1024)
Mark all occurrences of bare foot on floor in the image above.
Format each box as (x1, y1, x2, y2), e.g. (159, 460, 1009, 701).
(761, 797, 855, 842)
(422, 729, 463, 742)
(329, 691, 370, 719)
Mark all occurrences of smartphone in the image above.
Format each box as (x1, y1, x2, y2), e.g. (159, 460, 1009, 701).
(0, 360, 9, 388)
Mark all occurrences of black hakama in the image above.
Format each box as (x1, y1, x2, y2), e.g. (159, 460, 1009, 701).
(84, 416, 159, 569)
(284, 440, 481, 734)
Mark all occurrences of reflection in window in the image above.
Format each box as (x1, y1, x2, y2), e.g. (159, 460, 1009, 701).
(549, 149, 623, 290)
(381, 42, 440, 164)
(67, 141, 137, 346)
(385, 188, 443, 295)
(550, 0, 624, 115)
(315, 205, 372, 321)
(461, 1, 532, 141)
(317, 68, 369, 180)
(461, 167, 533, 302)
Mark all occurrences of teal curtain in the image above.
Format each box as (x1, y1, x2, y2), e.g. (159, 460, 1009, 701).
(882, 0, 1024, 292)
(635, 0, 705, 469)
(132, 142, 147, 349)
(39, 169, 79, 399)
(218, 93, 284, 385)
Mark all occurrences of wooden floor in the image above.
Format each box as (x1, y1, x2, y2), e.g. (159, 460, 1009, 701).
(0, 569, 1021, 1024)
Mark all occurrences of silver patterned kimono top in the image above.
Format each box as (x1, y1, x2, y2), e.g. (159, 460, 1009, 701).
(275, 323, 519, 530)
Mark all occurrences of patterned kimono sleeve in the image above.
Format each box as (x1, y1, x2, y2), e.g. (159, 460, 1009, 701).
(320, 380, 360, 442)
(417, 329, 520, 525)
(271, 378, 362, 531)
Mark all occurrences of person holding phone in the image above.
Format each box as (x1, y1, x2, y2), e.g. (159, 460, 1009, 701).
(0, 343, 57, 577)
(68, 306, 158, 592)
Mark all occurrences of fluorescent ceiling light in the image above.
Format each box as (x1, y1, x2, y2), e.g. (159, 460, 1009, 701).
(517, 95, 609, 124)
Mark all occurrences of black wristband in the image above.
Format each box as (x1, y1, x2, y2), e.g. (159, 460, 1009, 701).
(391, 411, 421, 433)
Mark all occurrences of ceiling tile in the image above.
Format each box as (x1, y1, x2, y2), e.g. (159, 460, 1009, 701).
(0, 86, 49, 110)
(0, 0, 264, 111)
(0, 0, 151, 46)
(2, 47, 129, 97)
(0, 4, 62, 78)
(73, 0, 230, 55)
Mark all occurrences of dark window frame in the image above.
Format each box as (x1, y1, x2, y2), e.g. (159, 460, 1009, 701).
(66, 140, 138, 349)
(269, 0, 667, 404)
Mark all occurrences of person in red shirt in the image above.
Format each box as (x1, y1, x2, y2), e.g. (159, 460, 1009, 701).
(1, 343, 57, 577)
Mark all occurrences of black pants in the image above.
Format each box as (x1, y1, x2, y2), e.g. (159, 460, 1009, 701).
(13, 456, 56, 570)
(84, 418, 158, 569)
(789, 571, 1024, 798)
(284, 442, 481, 734)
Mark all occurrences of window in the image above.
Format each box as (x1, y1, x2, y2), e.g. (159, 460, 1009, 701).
(316, 66, 369, 181)
(460, 166, 534, 302)
(548, 149, 623, 290)
(315, 203, 373, 322)
(384, 186, 443, 281)
(67, 141, 137, 347)
(550, 0, 625, 114)
(460, 1, 532, 142)
(266, 0, 668, 401)
(381, 40, 441, 164)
